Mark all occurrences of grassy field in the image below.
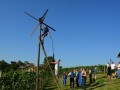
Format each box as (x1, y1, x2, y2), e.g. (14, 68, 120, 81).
(44, 73, 120, 90)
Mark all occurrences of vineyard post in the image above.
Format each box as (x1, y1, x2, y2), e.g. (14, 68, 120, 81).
(0, 70, 2, 77)
(36, 20, 43, 90)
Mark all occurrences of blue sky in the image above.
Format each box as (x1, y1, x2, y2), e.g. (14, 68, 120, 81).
(0, 0, 120, 67)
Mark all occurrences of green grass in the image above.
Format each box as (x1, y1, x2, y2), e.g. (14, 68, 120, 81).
(44, 74, 120, 90)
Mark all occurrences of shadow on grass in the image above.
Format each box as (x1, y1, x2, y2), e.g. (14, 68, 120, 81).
(88, 84, 104, 90)
(43, 87, 57, 90)
(43, 82, 57, 90)
(97, 75, 107, 80)
(86, 81, 99, 87)
(87, 81, 105, 90)
(90, 81, 99, 86)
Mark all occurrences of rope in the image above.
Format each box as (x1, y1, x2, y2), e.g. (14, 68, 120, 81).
(49, 36, 54, 61)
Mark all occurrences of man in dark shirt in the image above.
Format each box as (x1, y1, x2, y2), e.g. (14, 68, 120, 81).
(41, 25, 50, 43)
(68, 70, 75, 88)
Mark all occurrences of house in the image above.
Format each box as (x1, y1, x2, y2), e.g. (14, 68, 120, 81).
(27, 63, 36, 72)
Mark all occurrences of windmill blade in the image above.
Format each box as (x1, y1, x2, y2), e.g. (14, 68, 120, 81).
(24, 12, 39, 21)
(43, 22, 56, 31)
(42, 9, 48, 21)
(31, 23, 40, 36)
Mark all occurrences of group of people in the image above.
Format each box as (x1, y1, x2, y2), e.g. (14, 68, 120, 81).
(49, 58, 120, 90)
(107, 61, 120, 80)
(50, 59, 120, 90)
(48, 58, 86, 89)
(67, 69, 86, 89)
(62, 66, 97, 90)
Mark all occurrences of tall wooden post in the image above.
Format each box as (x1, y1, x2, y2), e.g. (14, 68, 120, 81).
(36, 23, 42, 90)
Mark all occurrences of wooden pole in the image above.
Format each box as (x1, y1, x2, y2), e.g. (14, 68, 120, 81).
(36, 23, 41, 90)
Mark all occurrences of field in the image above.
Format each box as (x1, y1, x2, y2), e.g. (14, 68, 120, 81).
(44, 73, 120, 90)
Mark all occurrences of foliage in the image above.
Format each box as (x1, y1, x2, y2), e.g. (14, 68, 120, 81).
(43, 56, 55, 70)
(0, 71, 36, 90)
(0, 59, 108, 90)
(62, 65, 106, 75)
(0, 60, 10, 72)
(0, 60, 28, 73)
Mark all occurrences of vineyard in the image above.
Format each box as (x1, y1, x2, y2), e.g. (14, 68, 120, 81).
(0, 71, 36, 90)
(0, 60, 108, 90)
(0, 70, 57, 90)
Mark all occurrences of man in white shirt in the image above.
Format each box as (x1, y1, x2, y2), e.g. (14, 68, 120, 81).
(68, 70, 75, 88)
(111, 62, 116, 79)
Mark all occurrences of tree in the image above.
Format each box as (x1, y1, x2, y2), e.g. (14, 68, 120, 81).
(10, 60, 26, 71)
(17, 60, 25, 66)
(10, 61, 19, 71)
(58, 66, 63, 75)
(43, 56, 55, 70)
(0, 60, 10, 72)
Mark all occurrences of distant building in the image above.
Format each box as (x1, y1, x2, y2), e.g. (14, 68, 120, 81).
(27, 63, 36, 72)
(17, 61, 36, 72)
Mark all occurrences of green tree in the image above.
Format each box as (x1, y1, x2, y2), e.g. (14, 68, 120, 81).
(0, 60, 10, 72)
(17, 60, 25, 66)
(43, 56, 55, 70)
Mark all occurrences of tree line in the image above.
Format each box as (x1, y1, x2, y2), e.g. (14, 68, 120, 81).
(0, 58, 107, 75)
(0, 60, 26, 72)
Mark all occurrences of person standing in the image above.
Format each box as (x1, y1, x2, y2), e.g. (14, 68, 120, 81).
(73, 69, 77, 87)
(107, 63, 111, 80)
(78, 69, 82, 86)
(62, 72, 67, 86)
(68, 70, 75, 88)
(93, 66, 97, 81)
(89, 68, 92, 84)
(111, 62, 116, 79)
(117, 62, 120, 78)
(82, 68, 87, 90)
(76, 69, 79, 87)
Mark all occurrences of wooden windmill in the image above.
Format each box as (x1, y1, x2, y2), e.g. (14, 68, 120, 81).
(25, 10, 60, 90)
